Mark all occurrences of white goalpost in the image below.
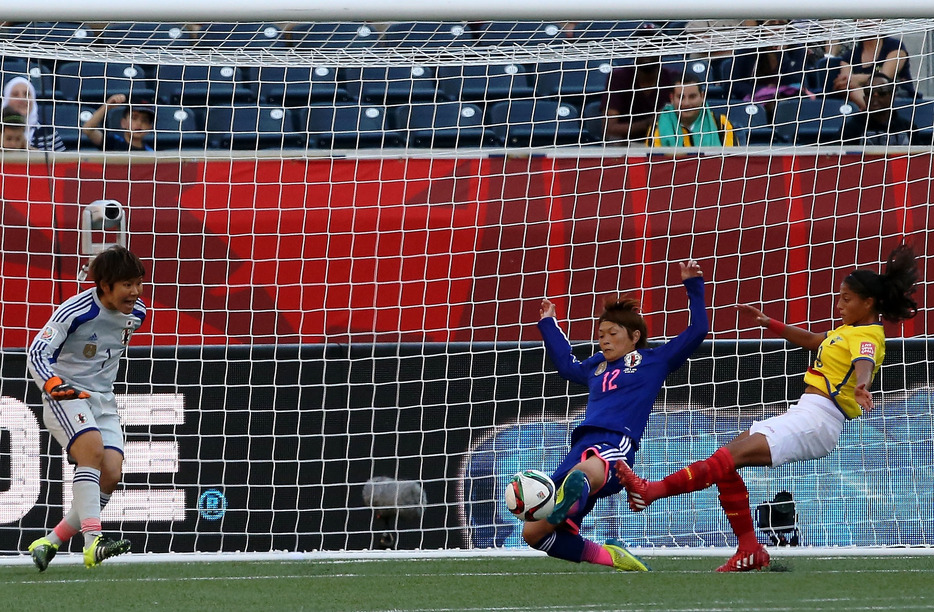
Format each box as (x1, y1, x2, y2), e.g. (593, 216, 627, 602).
(0, 13, 932, 564)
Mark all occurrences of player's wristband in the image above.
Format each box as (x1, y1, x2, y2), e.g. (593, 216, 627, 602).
(766, 318, 787, 336)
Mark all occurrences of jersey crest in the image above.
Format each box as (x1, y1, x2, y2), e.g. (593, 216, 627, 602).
(83, 343, 97, 358)
(622, 351, 642, 370)
(594, 361, 607, 376)
(860, 341, 876, 357)
(40, 326, 56, 341)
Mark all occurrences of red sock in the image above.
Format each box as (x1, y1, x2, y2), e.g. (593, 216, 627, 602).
(651, 447, 735, 501)
(716, 470, 758, 550)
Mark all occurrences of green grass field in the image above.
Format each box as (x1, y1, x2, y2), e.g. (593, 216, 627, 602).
(4, 555, 934, 611)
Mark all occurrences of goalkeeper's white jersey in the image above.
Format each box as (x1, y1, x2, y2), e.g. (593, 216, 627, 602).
(27, 287, 146, 394)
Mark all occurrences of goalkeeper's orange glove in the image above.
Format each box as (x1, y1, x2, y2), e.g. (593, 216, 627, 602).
(43, 376, 90, 401)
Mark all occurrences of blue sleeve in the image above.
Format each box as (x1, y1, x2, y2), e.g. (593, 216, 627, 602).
(654, 276, 709, 370)
(537, 317, 594, 386)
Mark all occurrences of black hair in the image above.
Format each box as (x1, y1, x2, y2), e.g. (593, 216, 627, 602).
(598, 295, 648, 349)
(844, 244, 918, 323)
(88, 245, 145, 291)
(676, 72, 702, 87)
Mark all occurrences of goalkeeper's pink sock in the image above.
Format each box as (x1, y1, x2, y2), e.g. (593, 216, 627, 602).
(580, 539, 613, 567)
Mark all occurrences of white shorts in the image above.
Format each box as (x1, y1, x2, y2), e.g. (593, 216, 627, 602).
(42, 390, 124, 455)
(749, 393, 845, 468)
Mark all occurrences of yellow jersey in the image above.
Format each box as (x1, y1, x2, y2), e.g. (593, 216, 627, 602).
(802, 323, 885, 419)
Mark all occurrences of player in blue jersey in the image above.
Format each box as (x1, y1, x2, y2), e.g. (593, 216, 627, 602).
(617, 244, 918, 572)
(521, 259, 708, 571)
(26, 246, 146, 570)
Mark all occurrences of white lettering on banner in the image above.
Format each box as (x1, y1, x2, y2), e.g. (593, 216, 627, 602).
(0, 398, 41, 523)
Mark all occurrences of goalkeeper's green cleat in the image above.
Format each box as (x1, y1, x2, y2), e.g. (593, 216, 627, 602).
(28, 537, 58, 572)
(603, 538, 650, 572)
(83, 535, 131, 568)
(547, 469, 587, 525)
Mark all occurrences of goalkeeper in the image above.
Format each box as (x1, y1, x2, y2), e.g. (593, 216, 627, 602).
(523, 260, 708, 571)
(26, 246, 147, 570)
(616, 244, 918, 572)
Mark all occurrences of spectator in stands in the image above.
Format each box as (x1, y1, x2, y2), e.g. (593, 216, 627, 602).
(650, 73, 735, 147)
(729, 22, 814, 115)
(83, 94, 155, 151)
(833, 34, 916, 110)
(841, 73, 917, 146)
(603, 23, 677, 143)
(0, 76, 65, 152)
(1, 106, 29, 150)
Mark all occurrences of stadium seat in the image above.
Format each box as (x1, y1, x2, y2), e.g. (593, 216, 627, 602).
(249, 66, 350, 106)
(436, 64, 534, 103)
(533, 60, 614, 100)
(97, 22, 192, 47)
(895, 99, 934, 145)
(154, 64, 255, 106)
(303, 103, 404, 149)
(474, 22, 565, 46)
(1, 22, 94, 45)
(55, 61, 155, 104)
(146, 106, 206, 150)
(571, 21, 646, 41)
(773, 97, 854, 145)
(392, 102, 499, 147)
(710, 101, 772, 146)
(195, 22, 283, 48)
(488, 99, 583, 146)
(379, 22, 472, 48)
(49, 101, 94, 150)
(205, 105, 304, 150)
(287, 22, 379, 49)
(343, 66, 439, 104)
(581, 100, 606, 143)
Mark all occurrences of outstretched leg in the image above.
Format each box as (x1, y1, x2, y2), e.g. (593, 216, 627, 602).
(714, 470, 769, 572)
(616, 447, 737, 512)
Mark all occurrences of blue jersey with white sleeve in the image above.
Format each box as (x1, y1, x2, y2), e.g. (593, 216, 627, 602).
(537, 276, 707, 449)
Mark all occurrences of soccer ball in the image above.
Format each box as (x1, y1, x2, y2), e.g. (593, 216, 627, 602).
(504, 470, 555, 521)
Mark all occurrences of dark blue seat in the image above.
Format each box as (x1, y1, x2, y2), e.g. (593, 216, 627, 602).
(488, 100, 583, 146)
(303, 104, 404, 149)
(343, 66, 438, 104)
(711, 101, 772, 146)
(809, 55, 843, 95)
(205, 105, 304, 150)
(379, 22, 471, 48)
(895, 99, 934, 145)
(392, 102, 498, 147)
(146, 106, 206, 150)
(154, 64, 255, 105)
(582, 100, 606, 142)
(773, 97, 854, 145)
(195, 22, 283, 48)
(55, 61, 155, 104)
(571, 21, 645, 40)
(437, 64, 534, 102)
(2, 22, 94, 45)
(474, 22, 564, 46)
(533, 60, 614, 99)
(249, 66, 350, 105)
(49, 101, 94, 150)
(287, 22, 379, 49)
(97, 22, 192, 47)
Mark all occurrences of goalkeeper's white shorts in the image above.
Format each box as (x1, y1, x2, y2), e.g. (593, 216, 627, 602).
(43, 390, 124, 457)
(749, 393, 844, 468)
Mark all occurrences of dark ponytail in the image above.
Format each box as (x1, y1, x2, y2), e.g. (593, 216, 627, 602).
(845, 244, 918, 323)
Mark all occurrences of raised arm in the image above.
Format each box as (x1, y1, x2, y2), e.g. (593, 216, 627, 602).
(735, 304, 825, 351)
(536, 298, 592, 386)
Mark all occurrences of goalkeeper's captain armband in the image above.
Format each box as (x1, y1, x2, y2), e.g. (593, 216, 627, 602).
(43, 376, 90, 400)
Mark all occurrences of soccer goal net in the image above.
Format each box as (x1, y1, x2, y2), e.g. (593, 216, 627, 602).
(0, 18, 932, 558)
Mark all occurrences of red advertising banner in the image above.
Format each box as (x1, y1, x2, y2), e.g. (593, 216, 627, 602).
(1, 154, 929, 347)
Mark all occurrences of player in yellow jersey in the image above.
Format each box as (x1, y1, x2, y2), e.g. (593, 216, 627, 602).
(615, 244, 918, 572)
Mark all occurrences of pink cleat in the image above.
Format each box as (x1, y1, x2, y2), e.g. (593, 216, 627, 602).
(614, 460, 652, 512)
(715, 544, 770, 572)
